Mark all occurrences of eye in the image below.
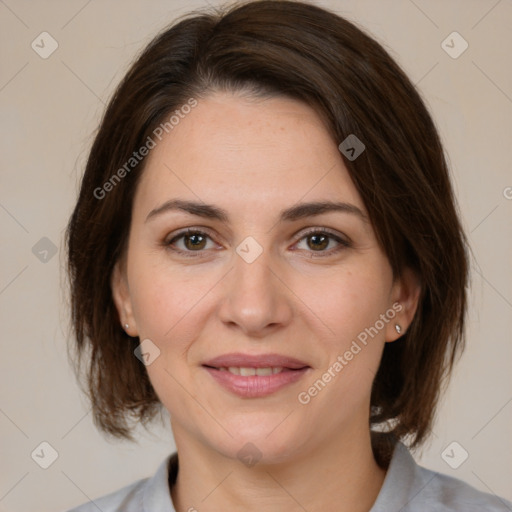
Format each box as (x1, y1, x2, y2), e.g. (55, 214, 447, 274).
(293, 228, 350, 256)
(164, 228, 217, 257)
(163, 227, 351, 259)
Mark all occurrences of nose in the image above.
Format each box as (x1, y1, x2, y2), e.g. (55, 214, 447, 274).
(217, 245, 294, 338)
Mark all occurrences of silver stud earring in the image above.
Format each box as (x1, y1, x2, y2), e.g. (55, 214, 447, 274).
(395, 324, 402, 334)
(124, 323, 129, 330)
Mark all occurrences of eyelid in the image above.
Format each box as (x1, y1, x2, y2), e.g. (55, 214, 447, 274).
(294, 226, 350, 244)
(164, 225, 351, 257)
(164, 227, 221, 252)
(291, 226, 351, 256)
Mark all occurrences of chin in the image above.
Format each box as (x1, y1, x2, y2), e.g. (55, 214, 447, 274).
(210, 420, 309, 466)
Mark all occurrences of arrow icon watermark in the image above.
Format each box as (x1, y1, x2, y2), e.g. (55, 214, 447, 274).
(338, 134, 365, 161)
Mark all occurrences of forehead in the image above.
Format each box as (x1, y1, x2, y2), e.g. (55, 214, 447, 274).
(133, 93, 365, 217)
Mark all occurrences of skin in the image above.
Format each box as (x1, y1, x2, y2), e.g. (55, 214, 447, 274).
(112, 91, 421, 512)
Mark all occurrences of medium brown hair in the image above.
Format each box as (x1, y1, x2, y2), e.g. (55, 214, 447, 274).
(65, 0, 469, 465)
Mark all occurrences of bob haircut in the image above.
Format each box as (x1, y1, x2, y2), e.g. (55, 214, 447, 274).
(65, 0, 469, 466)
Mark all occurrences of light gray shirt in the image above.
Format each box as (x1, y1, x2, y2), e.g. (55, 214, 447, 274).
(66, 441, 512, 511)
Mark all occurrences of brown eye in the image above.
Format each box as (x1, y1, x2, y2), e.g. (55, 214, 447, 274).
(294, 229, 350, 256)
(183, 233, 207, 250)
(306, 233, 330, 251)
(165, 229, 215, 256)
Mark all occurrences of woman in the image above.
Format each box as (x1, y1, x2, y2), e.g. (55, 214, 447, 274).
(64, 1, 511, 510)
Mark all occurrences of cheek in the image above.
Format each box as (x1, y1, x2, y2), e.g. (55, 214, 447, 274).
(319, 267, 392, 393)
(128, 255, 216, 355)
(294, 259, 392, 406)
(298, 262, 392, 346)
(128, 263, 210, 408)
(130, 274, 178, 340)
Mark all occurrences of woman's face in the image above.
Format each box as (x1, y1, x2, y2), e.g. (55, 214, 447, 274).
(112, 92, 418, 463)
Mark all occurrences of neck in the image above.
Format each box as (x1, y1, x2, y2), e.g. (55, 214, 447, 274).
(169, 423, 387, 512)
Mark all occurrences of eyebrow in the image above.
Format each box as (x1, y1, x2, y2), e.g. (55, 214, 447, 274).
(145, 199, 368, 224)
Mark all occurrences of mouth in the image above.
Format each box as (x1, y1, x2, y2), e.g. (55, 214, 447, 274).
(202, 352, 310, 370)
(202, 365, 307, 375)
(201, 353, 311, 398)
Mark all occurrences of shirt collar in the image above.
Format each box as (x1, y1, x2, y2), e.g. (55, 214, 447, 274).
(143, 441, 418, 512)
(370, 441, 430, 511)
(142, 451, 178, 511)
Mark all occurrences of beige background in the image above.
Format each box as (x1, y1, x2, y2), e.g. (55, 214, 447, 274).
(1, 0, 511, 510)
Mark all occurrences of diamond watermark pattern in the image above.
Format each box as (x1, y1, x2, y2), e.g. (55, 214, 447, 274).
(31, 441, 59, 469)
(31, 32, 59, 59)
(338, 134, 365, 161)
(441, 441, 469, 469)
(134, 338, 161, 366)
(32, 237, 58, 263)
(236, 236, 263, 264)
(237, 442, 262, 468)
(441, 32, 468, 59)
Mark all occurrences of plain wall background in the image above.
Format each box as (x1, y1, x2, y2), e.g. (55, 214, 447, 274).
(0, 1, 511, 510)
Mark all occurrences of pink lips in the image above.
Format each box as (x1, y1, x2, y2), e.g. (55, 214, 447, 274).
(202, 352, 311, 398)
(202, 352, 309, 369)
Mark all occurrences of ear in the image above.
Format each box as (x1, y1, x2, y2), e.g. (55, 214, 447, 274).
(111, 259, 138, 337)
(385, 266, 421, 342)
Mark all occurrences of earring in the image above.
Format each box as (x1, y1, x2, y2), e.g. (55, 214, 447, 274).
(395, 324, 402, 334)
(124, 323, 129, 330)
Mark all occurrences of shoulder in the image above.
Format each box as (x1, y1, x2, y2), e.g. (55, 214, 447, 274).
(372, 442, 512, 512)
(414, 464, 512, 511)
(65, 478, 147, 512)
(64, 452, 177, 512)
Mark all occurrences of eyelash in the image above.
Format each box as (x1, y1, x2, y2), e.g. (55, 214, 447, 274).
(163, 227, 351, 259)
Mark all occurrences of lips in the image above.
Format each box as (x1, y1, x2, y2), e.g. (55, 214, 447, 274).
(202, 352, 311, 398)
(202, 352, 310, 370)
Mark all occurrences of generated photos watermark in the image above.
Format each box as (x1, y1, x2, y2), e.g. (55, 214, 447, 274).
(93, 97, 198, 200)
(297, 302, 403, 404)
